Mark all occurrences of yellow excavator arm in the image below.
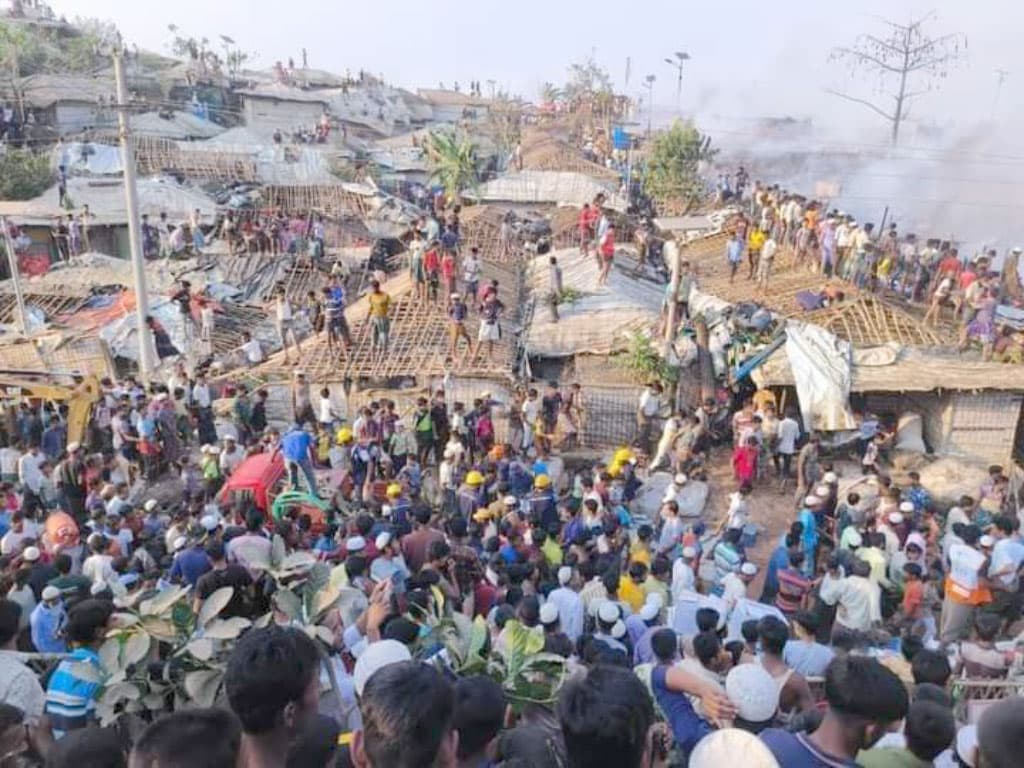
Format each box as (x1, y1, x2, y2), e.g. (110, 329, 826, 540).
(0, 374, 102, 447)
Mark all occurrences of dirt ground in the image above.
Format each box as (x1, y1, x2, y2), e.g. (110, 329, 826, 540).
(700, 452, 797, 597)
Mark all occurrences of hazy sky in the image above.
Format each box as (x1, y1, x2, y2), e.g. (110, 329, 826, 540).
(52, 0, 1023, 137)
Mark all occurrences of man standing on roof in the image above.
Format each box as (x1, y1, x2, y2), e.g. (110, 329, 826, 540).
(447, 293, 471, 362)
(474, 290, 505, 363)
(368, 279, 391, 360)
(598, 223, 615, 285)
(275, 423, 318, 496)
(725, 230, 744, 283)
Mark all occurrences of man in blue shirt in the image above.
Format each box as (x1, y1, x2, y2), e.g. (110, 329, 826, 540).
(169, 539, 212, 587)
(324, 282, 352, 352)
(725, 232, 745, 283)
(30, 586, 66, 653)
(277, 424, 318, 495)
(46, 598, 113, 737)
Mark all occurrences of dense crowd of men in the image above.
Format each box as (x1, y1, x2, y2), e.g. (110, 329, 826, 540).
(0, 349, 1021, 768)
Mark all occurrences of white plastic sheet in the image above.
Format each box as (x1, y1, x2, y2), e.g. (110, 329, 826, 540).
(784, 321, 856, 432)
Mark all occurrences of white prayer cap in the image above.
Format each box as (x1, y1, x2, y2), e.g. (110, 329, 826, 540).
(888, 512, 904, 525)
(682, 546, 697, 559)
(172, 536, 187, 552)
(353, 640, 412, 697)
(804, 494, 821, 506)
(899, 501, 914, 513)
(22, 546, 40, 562)
(725, 664, 780, 724)
(42, 586, 61, 601)
(557, 566, 572, 586)
(610, 619, 626, 639)
(639, 602, 659, 622)
(144, 499, 159, 512)
(815, 485, 830, 496)
(597, 601, 620, 624)
(539, 603, 559, 625)
(690, 728, 780, 768)
(346, 536, 366, 552)
(740, 562, 758, 576)
(823, 472, 837, 483)
(375, 532, 392, 550)
(674, 473, 688, 485)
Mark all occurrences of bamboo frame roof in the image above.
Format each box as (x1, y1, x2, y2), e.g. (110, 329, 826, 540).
(246, 259, 522, 384)
(679, 234, 956, 347)
(519, 127, 620, 183)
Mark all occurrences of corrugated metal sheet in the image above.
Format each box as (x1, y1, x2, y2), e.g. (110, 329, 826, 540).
(524, 248, 662, 358)
(471, 171, 626, 211)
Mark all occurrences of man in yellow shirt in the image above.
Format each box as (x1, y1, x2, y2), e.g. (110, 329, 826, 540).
(367, 279, 391, 358)
(619, 562, 648, 613)
(747, 226, 767, 280)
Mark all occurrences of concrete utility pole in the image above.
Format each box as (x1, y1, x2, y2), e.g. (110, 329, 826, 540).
(664, 239, 680, 344)
(0, 218, 28, 335)
(113, 49, 155, 380)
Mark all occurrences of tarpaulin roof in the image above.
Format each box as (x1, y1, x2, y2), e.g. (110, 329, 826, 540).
(524, 247, 662, 358)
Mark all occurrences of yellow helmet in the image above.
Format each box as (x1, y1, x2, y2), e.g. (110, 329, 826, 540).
(466, 470, 484, 486)
(534, 474, 551, 489)
(336, 427, 353, 444)
(386, 483, 402, 498)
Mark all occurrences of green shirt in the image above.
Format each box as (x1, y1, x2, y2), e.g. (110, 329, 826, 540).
(857, 748, 932, 768)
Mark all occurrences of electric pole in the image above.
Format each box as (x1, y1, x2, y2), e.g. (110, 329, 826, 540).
(113, 49, 155, 380)
(993, 69, 1009, 117)
(1, 218, 27, 335)
(828, 13, 965, 145)
(644, 74, 656, 137)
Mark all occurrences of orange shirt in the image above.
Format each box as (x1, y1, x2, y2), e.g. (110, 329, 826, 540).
(902, 580, 923, 618)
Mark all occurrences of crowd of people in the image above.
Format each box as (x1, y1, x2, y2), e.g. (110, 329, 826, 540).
(717, 172, 1023, 362)
(0, 342, 1021, 767)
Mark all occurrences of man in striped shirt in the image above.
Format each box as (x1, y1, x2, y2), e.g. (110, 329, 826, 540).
(44, 599, 112, 737)
(775, 551, 814, 616)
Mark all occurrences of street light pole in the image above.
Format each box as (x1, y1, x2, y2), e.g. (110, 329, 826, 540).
(644, 74, 656, 137)
(663, 51, 690, 114)
(112, 48, 155, 381)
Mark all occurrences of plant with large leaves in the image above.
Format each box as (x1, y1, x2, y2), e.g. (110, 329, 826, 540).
(70, 583, 253, 726)
(76, 535, 357, 725)
(434, 616, 567, 713)
(423, 130, 479, 199)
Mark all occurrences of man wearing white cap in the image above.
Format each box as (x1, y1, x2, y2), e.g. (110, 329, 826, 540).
(721, 562, 758, 621)
(691, 728, 780, 768)
(672, 546, 698, 602)
(30, 585, 67, 654)
(369, 532, 409, 588)
(797, 495, 821, 578)
(593, 601, 628, 655)
(352, 639, 412, 698)
(547, 565, 584, 642)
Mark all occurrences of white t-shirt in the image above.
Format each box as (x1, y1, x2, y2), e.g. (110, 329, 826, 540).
(948, 543, 986, 594)
(319, 396, 334, 424)
(241, 339, 264, 364)
(671, 559, 696, 600)
(276, 298, 293, 322)
(726, 493, 749, 530)
(639, 389, 660, 418)
(761, 238, 778, 260)
(776, 418, 800, 454)
(0, 447, 20, 476)
(83, 553, 116, 587)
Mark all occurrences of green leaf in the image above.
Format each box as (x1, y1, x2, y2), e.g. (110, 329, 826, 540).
(273, 588, 302, 621)
(202, 617, 251, 640)
(468, 616, 489, 659)
(99, 638, 122, 673)
(140, 585, 190, 618)
(123, 631, 152, 666)
(253, 612, 274, 629)
(184, 669, 223, 708)
(186, 638, 214, 661)
(197, 587, 234, 627)
(172, 601, 195, 635)
(142, 691, 167, 711)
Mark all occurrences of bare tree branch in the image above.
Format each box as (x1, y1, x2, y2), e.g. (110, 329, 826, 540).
(825, 89, 895, 121)
(828, 14, 964, 143)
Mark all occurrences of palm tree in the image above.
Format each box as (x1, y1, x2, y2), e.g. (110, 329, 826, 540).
(539, 82, 563, 104)
(424, 130, 479, 199)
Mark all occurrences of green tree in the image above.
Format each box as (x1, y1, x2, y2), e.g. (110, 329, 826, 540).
(424, 130, 479, 198)
(643, 120, 717, 207)
(0, 150, 53, 200)
(539, 82, 563, 104)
